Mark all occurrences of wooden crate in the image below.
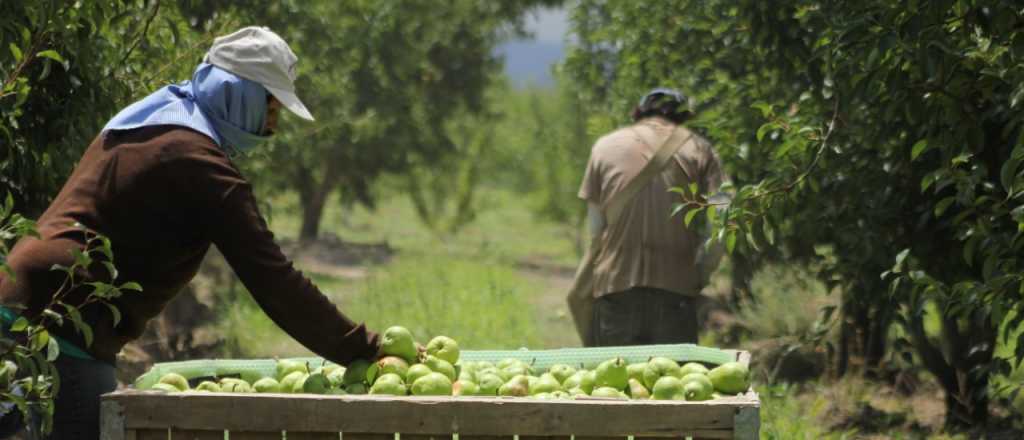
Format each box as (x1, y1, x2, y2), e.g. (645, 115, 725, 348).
(100, 390, 759, 440)
(102, 350, 759, 440)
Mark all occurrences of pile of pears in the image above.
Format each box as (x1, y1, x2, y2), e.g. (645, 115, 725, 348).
(146, 326, 751, 401)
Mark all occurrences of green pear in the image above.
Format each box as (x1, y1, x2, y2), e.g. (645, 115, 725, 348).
(550, 390, 571, 400)
(643, 357, 681, 389)
(476, 361, 495, 370)
(530, 373, 562, 395)
(582, 370, 597, 392)
(496, 358, 520, 369)
(343, 359, 371, 385)
(411, 372, 453, 396)
(591, 386, 627, 399)
(423, 355, 457, 382)
(345, 383, 368, 395)
(369, 373, 407, 395)
(684, 379, 713, 401)
(406, 364, 433, 385)
(453, 379, 480, 396)
(498, 375, 530, 397)
(679, 362, 710, 378)
(158, 372, 190, 391)
(275, 359, 309, 380)
(321, 363, 343, 377)
(627, 378, 650, 399)
(425, 335, 460, 365)
(594, 358, 628, 391)
(680, 373, 714, 401)
(626, 363, 647, 384)
(708, 362, 750, 395)
(290, 374, 311, 393)
(219, 378, 253, 393)
(302, 373, 332, 394)
(458, 370, 477, 384)
(380, 326, 419, 363)
(194, 381, 221, 392)
(548, 364, 577, 384)
(566, 387, 588, 398)
(532, 392, 554, 399)
(375, 356, 410, 382)
(499, 364, 530, 381)
(651, 376, 685, 400)
(150, 383, 181, 393)
(326, 369, 346, 388)
(561, 371, 584, 391)
(252, 377, 282, 393)
(477, 372, 504, 396)
(279, 371, 306, 393)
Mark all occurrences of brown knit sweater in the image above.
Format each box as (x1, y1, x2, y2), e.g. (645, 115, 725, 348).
(0, 125, 380, 365)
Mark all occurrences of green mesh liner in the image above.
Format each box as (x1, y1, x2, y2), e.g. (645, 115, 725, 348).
(134, 344, 737, 390)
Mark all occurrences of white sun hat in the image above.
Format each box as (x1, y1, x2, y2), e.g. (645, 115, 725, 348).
(204, 26, 315, 121)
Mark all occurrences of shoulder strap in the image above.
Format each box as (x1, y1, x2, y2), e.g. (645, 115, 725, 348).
(604, 125, 693, 225)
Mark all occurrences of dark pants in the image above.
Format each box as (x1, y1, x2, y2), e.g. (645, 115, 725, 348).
(592, 287, 699, 346)
(0, 355, 117, 440)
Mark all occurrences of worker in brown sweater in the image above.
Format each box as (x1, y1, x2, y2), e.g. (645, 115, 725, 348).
(0, 27, 380, 439)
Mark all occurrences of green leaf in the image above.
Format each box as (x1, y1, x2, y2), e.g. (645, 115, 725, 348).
(893, 248, 910, 273)
(1001, 157, 1020, 194)
(762, 220, 775, 245)
(934, 197, 956, 217)
(9, 43, 22, 62)
(42, 309, 62, 327)
(670, 203, 685, 218)
(46, 337, 59, 362)
(119, 281, 142, 292)
(726, 230, 737, 254)
(61, 301, 86, 334)
(910, 139, 929, 160)
(105, 303, 122, 327)
(10, 317, 28, 332)
(102, 261, 118, 280)
(684, 207, 701, 227)
(30, 330, 49, 352)
(756, 122, 775, 142)
(706, 204, 718, 227)
(35, 50, 64, 64)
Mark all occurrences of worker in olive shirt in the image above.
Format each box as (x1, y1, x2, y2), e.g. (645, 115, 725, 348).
(578, 88, 728, 346)
(0, 27, 379, 439)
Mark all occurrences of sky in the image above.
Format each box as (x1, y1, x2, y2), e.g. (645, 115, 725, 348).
(496, 7, 570, 88)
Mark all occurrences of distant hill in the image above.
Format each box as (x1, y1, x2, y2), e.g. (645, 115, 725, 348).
(495, 40, 564, 88)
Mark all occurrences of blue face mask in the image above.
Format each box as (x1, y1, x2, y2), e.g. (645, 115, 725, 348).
(103, 63, 270, 155)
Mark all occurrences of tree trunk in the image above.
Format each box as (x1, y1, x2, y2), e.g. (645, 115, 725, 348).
(298, 160, 342, 242)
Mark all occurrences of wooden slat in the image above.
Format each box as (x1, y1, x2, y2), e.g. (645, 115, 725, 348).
(226, 432, 284, 440)
(518, 436, 567, 440)
(135, 429, 168, 440)
(344, 434, 395, 440)
(455, 436, 510, 440)
(401, 435, 454, 440)
(401, 435, 452, 440)
(106, 392, 752, 436)
(169, 430, 223, 440)
(286, 433, 339, 440)
(101, 400, 127, 440)
(573, 437, 626, 440)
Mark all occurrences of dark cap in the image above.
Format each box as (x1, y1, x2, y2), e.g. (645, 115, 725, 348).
(637, 87, 689, 112)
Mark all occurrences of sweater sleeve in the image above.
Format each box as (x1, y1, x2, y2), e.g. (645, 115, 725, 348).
(175, 143, 380, 365)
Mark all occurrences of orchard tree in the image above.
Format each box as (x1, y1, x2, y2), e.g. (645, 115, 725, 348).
(564, 0, 1024, 429)
(196, 0, 563, 241)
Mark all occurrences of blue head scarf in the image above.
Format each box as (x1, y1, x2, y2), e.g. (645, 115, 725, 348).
(103, 63, 269, 154)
